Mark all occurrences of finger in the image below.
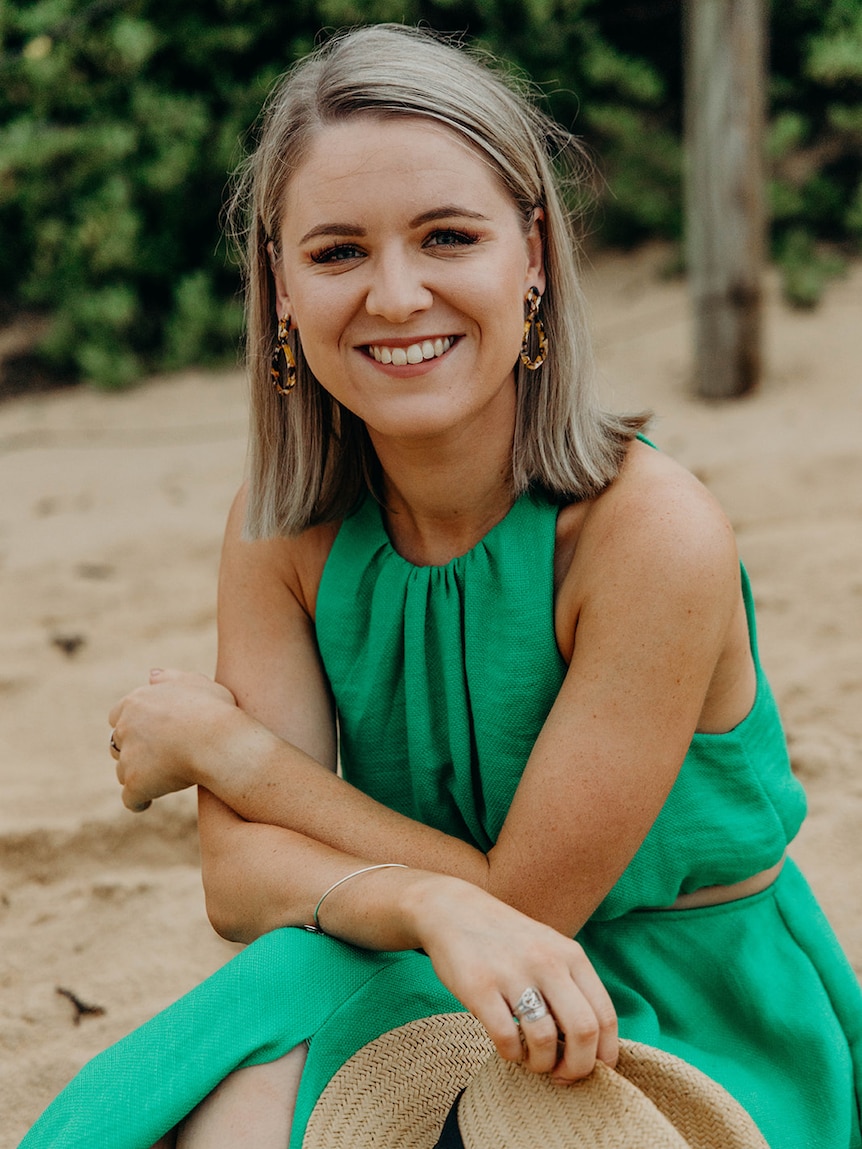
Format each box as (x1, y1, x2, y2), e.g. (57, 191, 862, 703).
(148, 667, 204, 686)
(507, 983, 562, 1075)
(516, 1007, 564, 1076)
(471, 994, 524, 1066)
(548, 970, 617, 1083)
(548, 990, 601, 1082)
(114, 759, 151, 812)
(122, 789, 152, 814)
(109, 730, 120, 759)
(567, 949, 619, 1069)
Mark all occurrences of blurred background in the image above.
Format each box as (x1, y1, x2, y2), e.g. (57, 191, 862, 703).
(0, 0, 860, 395)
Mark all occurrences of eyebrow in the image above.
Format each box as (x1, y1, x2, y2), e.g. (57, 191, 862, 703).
(410, 205, 491, 227)
(298, 205, 491, 246)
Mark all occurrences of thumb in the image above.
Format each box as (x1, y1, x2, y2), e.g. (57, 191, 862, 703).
(124, 790, 153, 814)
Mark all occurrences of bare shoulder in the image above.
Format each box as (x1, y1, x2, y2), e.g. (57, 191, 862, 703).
(597, 439, 733, 551)
(221, 484, 340, 620)
(561, 438, 737, 572)
(555, 439, 740, 654)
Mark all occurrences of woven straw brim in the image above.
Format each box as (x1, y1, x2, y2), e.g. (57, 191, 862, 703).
(457, 1044, 770, 1149)
(303, 1013, 494, 1148)
(616, 1043, 769, 1149)
(457, 1054, 689, 1148)
(302, 1013, 770, 1149)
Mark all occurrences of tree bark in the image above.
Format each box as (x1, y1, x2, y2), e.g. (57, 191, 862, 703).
(684, 0, 767, 398)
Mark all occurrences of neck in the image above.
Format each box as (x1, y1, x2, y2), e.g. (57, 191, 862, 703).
(368, 421, 517, 568)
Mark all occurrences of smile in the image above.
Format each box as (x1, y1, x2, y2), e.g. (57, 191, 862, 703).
(367, 337, 455, 366)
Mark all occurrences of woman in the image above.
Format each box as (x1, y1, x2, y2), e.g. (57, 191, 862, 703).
(21, 23, 862, 1149)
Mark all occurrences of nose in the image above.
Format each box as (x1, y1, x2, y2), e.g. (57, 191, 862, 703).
(365, 248, 433, 322)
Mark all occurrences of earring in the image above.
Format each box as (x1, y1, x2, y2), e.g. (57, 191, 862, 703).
(270, 315, 297, 394)
(519, 287, 548, 371)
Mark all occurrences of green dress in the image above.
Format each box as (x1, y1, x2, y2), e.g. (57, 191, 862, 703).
(20, 491, 862, 1149)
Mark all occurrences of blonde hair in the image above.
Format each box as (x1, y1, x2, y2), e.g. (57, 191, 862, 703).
(227, 23, 648, 538)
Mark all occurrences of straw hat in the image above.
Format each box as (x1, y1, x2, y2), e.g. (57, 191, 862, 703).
(303, 1012, 770, 1148)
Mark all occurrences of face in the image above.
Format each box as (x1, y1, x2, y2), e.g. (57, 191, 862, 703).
(269, 116, 545, 445)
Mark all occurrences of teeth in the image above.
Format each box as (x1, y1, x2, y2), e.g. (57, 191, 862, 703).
(369, 337, 452, 365)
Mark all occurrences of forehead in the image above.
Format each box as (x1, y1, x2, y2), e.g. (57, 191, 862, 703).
(280, 115, 518, 227)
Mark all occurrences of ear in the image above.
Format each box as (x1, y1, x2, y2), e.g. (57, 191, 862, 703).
(524, 208, 546, 296)
(267, 240, 292, 318)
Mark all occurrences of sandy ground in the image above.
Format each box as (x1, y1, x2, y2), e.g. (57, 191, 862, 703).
(1, 247, 860, 1143)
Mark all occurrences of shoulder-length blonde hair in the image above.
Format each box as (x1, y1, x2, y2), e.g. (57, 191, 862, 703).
(226, 23, 648, 539)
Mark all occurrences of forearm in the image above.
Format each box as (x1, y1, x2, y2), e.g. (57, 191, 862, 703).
(196, 711, 490, 890)
(199, 788, 475, 949)
(197, 714, 612, 937)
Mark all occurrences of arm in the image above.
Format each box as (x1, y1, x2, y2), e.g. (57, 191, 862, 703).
(109, 453, 741, 1079)
(197, 488, 491, 935)
(114, 450, 744, 940)
(111, 489, 618, 1078)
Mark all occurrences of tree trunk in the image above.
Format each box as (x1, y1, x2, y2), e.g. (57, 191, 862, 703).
(684, 0, 767, 398)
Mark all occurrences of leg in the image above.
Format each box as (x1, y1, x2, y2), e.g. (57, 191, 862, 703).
(175, 1047, 307, 1149)
(18, 930, 366, 1149)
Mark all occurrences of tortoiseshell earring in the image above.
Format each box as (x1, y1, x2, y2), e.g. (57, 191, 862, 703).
(519, 287, 548, 371)
(271, 315, 297, 394)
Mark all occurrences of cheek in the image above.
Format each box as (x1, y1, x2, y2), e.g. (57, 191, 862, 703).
(295, 330, 341, 389)
(291, 292, 345, 362)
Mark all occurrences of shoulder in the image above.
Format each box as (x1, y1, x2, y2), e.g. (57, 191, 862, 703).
(221, 484, 341, 620)
(561, 438, 737, 573)
(555, 439, 740, 655)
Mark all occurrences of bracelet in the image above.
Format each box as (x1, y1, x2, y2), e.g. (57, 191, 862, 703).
(302, 863, 409, 935)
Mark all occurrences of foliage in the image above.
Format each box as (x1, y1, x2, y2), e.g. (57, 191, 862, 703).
(0, 0, 307, 386)
(0, 0, 859, 387)
(769, 0, 862, 304)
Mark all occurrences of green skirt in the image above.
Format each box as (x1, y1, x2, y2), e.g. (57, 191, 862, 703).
(19, 861, 862, 1149)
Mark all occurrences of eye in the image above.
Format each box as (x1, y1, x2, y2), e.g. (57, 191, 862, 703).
(309, 243, 365, 264)
(423, 228, 480, 250)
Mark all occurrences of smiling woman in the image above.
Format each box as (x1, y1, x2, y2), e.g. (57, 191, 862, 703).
(231, 25, 641, 540)
(265, 116, 544, 499)
(19, 22, 862, 1149)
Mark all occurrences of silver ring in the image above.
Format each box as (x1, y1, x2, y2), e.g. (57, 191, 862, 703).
(109, 732, 120, 754)
(513, 986, 548, 1024)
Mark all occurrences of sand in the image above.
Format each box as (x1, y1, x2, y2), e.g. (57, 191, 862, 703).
(1, 247, 860, 1143)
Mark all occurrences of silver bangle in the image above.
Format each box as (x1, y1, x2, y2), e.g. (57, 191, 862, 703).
(303, 863, 409, 935)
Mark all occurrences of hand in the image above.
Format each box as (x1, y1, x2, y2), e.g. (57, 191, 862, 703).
(410, 875, 617, 1083)
(108, 669, 237, 812)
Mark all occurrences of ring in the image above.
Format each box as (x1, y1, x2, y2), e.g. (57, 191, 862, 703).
(513, 986, 548, 1024)
(109, 732, 120, 754)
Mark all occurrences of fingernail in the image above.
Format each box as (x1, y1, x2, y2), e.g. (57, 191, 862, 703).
(149, 668, 163, 678)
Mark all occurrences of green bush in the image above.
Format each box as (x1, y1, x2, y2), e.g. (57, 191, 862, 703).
(768, 0, 862, 303)
(0, 0, 300, 387)
(0, 0, 859, 389)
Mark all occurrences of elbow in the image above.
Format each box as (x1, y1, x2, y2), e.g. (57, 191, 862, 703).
(200, 855, 260, 944)
(198, 804, 259, 942)
(204, 888, 250, 944)
(205, 890, 288, 947)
